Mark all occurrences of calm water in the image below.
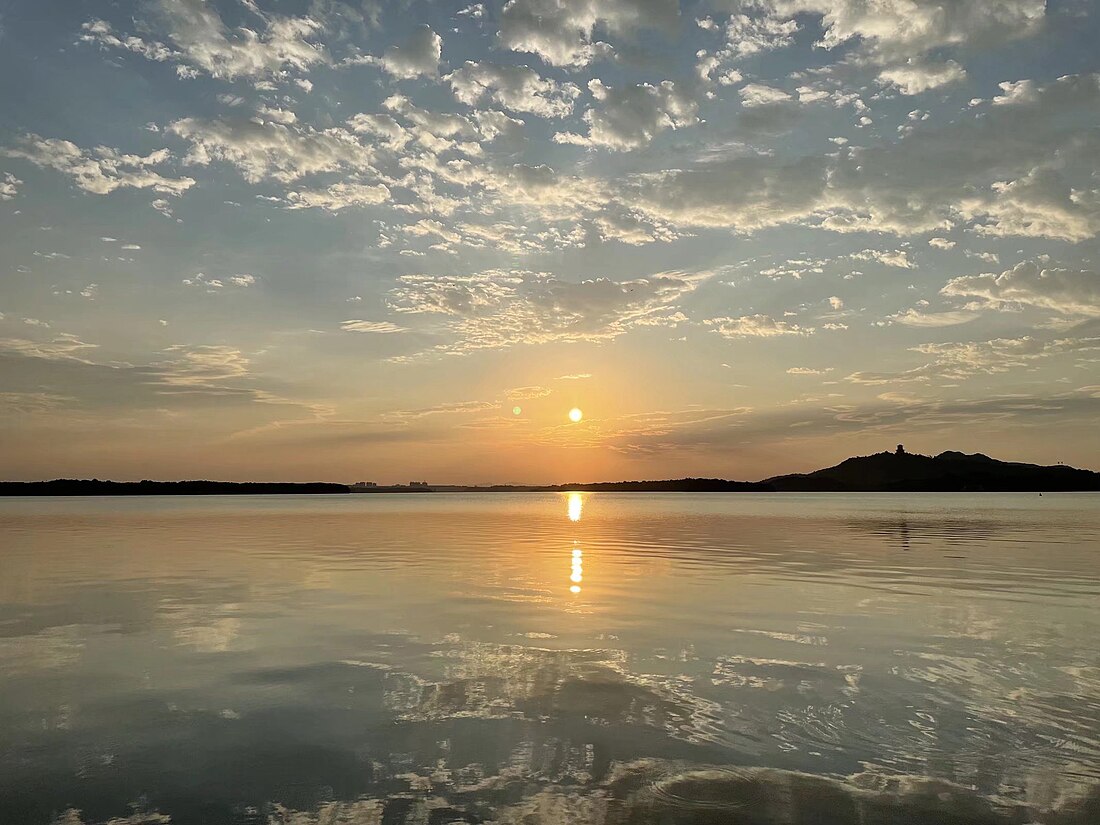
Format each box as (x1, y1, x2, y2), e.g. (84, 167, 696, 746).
(1, 493, 1098, 825)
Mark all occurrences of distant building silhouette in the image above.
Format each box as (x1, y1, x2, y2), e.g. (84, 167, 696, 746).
(409, 481, 429, 488)
(353, 481, 377, 488)
(896, 444, 905, 455)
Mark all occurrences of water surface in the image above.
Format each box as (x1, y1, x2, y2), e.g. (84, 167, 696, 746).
(1, 493, 1098, 824)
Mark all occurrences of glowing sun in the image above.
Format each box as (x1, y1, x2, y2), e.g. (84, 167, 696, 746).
(568, 407, 583, 423)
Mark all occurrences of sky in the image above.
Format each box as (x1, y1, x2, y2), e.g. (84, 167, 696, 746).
(0, 0, 1098, 484)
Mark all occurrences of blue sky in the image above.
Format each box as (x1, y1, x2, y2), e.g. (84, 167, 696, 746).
(1, 0, 1098, 482)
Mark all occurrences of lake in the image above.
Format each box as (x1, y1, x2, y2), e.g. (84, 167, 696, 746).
(1, 493, 1098, 824)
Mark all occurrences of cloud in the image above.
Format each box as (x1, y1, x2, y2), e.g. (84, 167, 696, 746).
(81, 1, 328, 81)
(340, 320, 406, 333)
(963, 166, 1100, 242)
(79, 19, 175, 63)
(705, 315, 814, 338)
(739, 83, 792, 107)
(382, 94, 482, 146)
(778, 0, 1045, 61)
(379, 25, 442, 79)
(2, 134, 194, 196)
(851, 249, 916, 269)
(446, 61, 582, 118)
(152, 345, 252, 392)
(878, 59, 966, 95)
(554, 79, 698, 150)
(620, 73, 1100, 242)
(1, 172, 22, 200)
(888, 308, 980, 326)
(717, 10, 799, 59)
(286, 182, 391, 211)
(695, 11, 798, 86)
(498, 0, 679, 67)
(846, 336, 1100, 384)
(387, 399, 499, 420)
(388, 269, 706, 355)
(168, 118, 376, 184)
(150, 198, 175, 218)
(992, 79, 1040, 106)
(0, 333, 99, 363)
(942, 260, 1100, 317)
(0, 392, 74, 416)
(506, 385, 553, 400)
(183, 272, 256, 291)
(787, 366, 833, 375)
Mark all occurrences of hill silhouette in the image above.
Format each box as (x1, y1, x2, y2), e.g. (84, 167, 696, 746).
(427, 449, 1099, 492)
(762, 449, 1099, 492)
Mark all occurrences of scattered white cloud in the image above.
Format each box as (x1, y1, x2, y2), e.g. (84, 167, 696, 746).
(378, 25, 442, 79)
(498, 0, 678, 68)
(446, 61, 581, 118)
(847, 336, 1100, 384)
(705, 315, 814, 338)
(942, 260, 1100, 317)
(739, 83, 792, 107)
(780, 0, 1045, 61)
(879, 59, 966, 95)
(0, 172, 22, 200)
(81, 1, 328, 81)
(555, 79, 698, 151)
(2, 134, 194, 196)
(888, 308, 981, 326)
(183, 272, 256, 291)
(388, 268, 706, 355)
(285, 181, 391, 211)
(169, 117, 377, 184)
(506, 385, 553, 400)
(852, 249, 916, 269)
(340, 320, 406, 333)
(0, 333, 99, 363)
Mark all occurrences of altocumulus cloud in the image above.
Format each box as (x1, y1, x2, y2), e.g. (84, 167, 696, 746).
(340, 320, 406, 333)
(387, 269, 708, 355)
(942, 261, 1100, 317)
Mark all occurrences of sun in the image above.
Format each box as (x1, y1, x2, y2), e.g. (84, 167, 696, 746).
(568, 407, 583, 423)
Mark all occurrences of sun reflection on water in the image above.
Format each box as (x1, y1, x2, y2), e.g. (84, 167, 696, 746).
(567, 492, 583, 522)
(566, 493, 584, 594)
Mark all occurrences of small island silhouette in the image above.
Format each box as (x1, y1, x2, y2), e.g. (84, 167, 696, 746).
(2, 448, 1098, 494)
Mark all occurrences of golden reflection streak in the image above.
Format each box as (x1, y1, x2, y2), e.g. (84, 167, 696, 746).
(570, 543, 582, 594)
(567, 492, 583, 523)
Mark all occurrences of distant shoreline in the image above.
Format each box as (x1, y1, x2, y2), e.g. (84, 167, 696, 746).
(0, 480, 349, 496)
(3, 449, 1100, 494)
